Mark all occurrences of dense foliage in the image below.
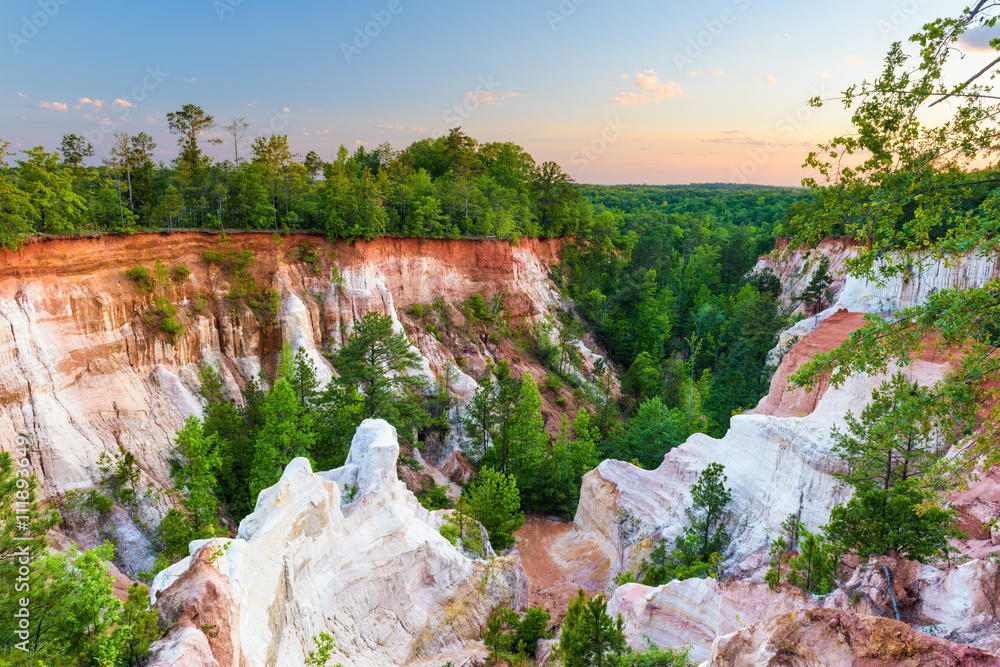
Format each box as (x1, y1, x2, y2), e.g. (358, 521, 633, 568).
(563, 185, 807, 447)
(0, 453, 163, 666)
(557, 589, 628, 667)
(0, 125, 587, 247)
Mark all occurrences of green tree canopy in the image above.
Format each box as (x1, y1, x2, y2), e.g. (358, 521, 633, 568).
(557, 589, 627, 667)
(464, 466, 524, 551)
(331, 311, 429, 436)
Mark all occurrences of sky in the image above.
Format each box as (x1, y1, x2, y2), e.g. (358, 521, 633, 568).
(0, 0, 984, 186)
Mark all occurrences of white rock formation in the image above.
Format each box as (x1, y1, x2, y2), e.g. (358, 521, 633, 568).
(607, 556, 1000, 662)
(149, 419, 528, 667)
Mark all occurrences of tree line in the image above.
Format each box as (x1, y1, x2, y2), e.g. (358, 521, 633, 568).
(0, 111, 588, 249)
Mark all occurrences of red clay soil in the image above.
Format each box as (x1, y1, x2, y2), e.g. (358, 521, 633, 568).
(753, 309, 868, 417)
(515, 514, 603, 624)
(0, 230, 562, 281)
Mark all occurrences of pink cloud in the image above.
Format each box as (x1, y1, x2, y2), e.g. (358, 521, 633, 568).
(613, 70, 682, 105)
(39, 101, 68, 112)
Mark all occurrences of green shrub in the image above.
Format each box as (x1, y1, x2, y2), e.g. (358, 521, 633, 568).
(542, 373, 562, 394)
(513, 607, 551, 655)
(83, 490, 113, 515)
(294, 241, 320, 268)
(614, 639, 695, 667)
(153, 297, 184, 338)
(461, 292, 491, 323)
(203, 247, 254, 273)
(159, 317, 184, 338)
(417, 483, 452, 510)
(170, 264, 192, 282)
(126, 264, 155, 292)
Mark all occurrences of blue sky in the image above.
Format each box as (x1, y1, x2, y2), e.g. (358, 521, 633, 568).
(0, 0, 975, 185)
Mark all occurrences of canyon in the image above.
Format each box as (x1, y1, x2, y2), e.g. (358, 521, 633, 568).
(2, 233, 999, 665)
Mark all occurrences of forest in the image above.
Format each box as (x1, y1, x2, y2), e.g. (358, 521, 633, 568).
(0, 117, 590, 247)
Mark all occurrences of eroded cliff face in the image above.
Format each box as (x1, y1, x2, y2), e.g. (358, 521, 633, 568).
(0, 232, 578, 510)
(147, 419, 528, 667)
(563, 240, 1000, 657)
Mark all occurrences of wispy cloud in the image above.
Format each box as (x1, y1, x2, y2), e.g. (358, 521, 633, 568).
(375, 124, 405, 130)
(283, 106, 292, 113)
(74, 97, 105, 111)
(613, 69, 682, 105)
(464, 91, 523, 105)
(184, 77, 197, 82)
(17, 92, 27, 99)
(820, 72, 831, 79)
(761, 75, 776, 85)
(636, 70, 682, 100)
(113, 98, 131, 108)
(39, 101, 68, 112)
(703, 135, 810, 147)
(845, 55, 864, 66)
(686, 70, 728, 78)
(611, 91, 650, 106)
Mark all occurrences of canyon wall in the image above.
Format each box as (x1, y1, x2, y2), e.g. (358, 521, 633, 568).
(0, 231, 581, 509)
(561, 239, 1000, 657)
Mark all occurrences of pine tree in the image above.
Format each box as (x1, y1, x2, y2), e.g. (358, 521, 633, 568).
(786, 528, 839, 594)
(506, 374, 549, 486)
(831, 372, 946, 492)
(461, 373, 496, 463)
(276, 342, 320, 406)
(331, 311, 429, 435)
(250, 378, 316, 501)
(685, 462, 732, 559)
(465, 467, 524, 551)
(172, 415, 223, 538)
(119, 583, 162, 666)
(794, 255, 832, 315)
(557, 589, 627, 667)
